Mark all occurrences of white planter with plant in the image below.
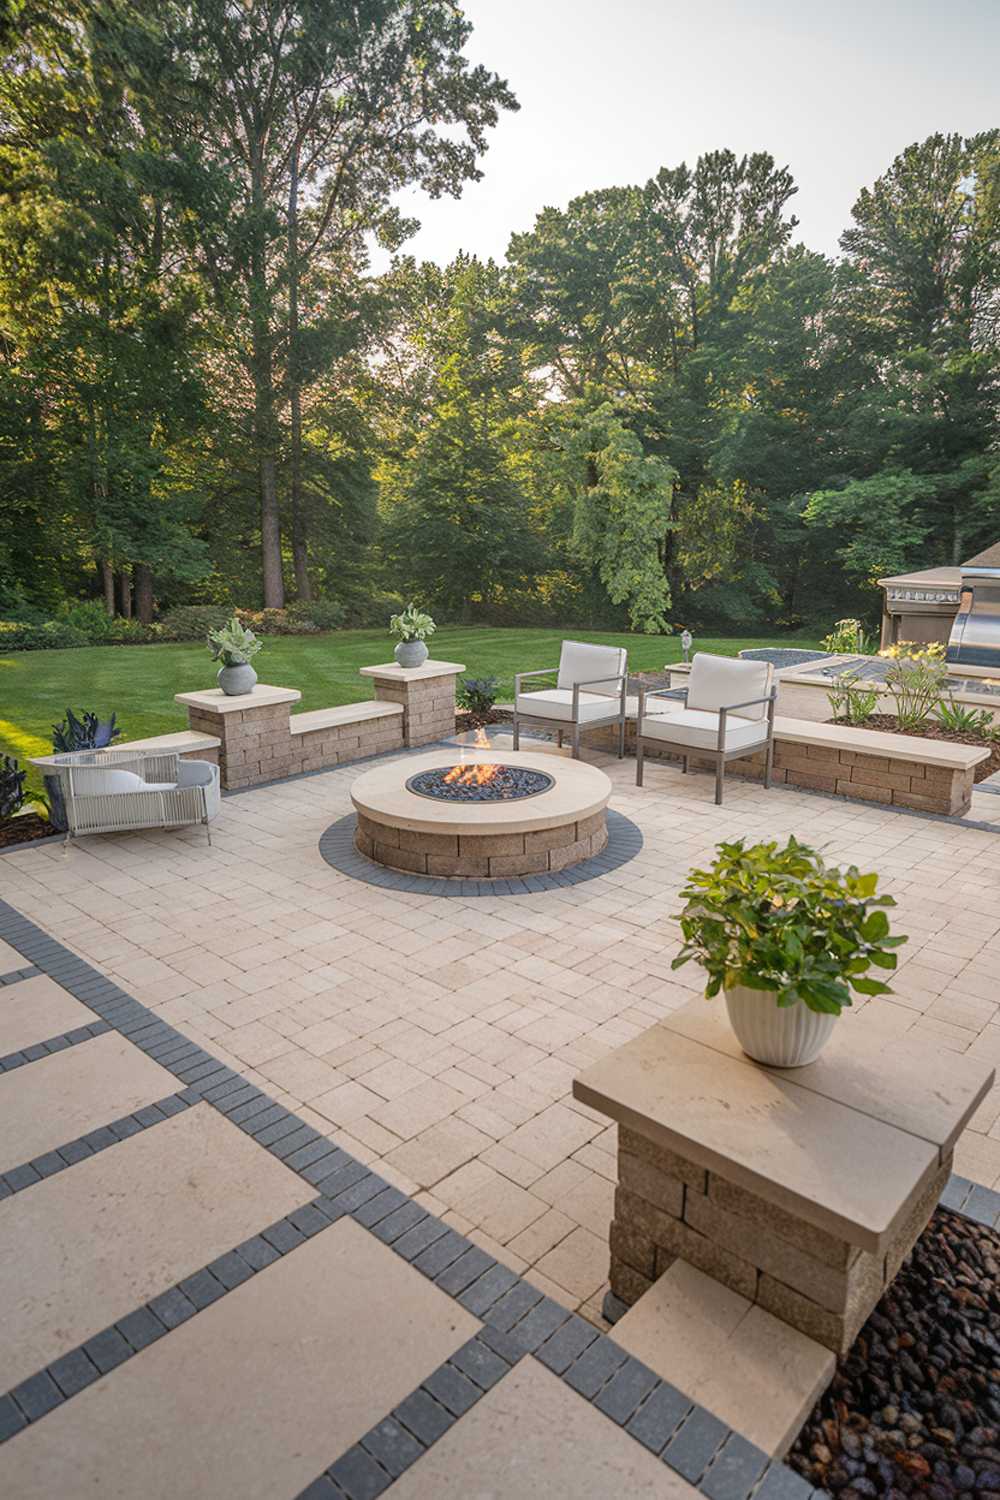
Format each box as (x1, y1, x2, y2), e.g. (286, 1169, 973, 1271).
(672, 836, 905, 1067)
(208, 617, 262, 696)
(390, 604, 435, 669)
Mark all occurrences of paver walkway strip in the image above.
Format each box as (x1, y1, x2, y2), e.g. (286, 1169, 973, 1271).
(2, 891, 992, 1497)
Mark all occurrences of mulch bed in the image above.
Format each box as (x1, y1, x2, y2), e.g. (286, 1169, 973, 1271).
(455, 709, 508, 734)
(832, 716, 1000, 784)
(788, 1207, 1000, 1498)
(0, 812, 59, 848)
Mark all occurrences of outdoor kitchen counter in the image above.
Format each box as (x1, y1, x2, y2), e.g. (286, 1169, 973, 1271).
(573, 999, 994, 1353)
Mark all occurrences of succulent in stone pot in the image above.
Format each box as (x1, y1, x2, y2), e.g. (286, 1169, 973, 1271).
(389, 603, 435, 669)
(207, 617, 262, 695)
(671, 836, 906, 1066)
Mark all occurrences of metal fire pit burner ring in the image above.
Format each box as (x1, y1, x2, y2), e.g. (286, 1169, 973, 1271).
(405, 765, 556, 803)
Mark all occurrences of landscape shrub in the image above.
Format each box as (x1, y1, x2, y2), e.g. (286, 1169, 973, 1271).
(0, 756, 27, 819)
(159, 605, 231, 640)
(341, 592, 406, 628)
(62, 600, 115, 640)
(286, 599, 346, 631)
(458, 676, 499, 716)
(0, 620, 89, 651)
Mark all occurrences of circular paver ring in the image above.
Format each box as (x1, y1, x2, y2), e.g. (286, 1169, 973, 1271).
(318, 809, 643, 897)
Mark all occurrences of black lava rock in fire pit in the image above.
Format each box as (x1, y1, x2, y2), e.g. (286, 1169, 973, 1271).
(788, 1206, 1000, 1499)
(406, 765, 555, 802)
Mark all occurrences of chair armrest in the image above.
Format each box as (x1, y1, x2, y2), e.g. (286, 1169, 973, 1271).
(514, 668, 558, 696)
(715, 690, 777, 714)
(637, 686, 686, 729)
(571, 672, 629, 719)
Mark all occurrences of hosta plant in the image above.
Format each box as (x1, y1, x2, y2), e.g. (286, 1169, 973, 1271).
(52, 709, 122, 753)
(672, 836, 906, 1014)
(0, 755, 26, 819)
(389, 604, 436, 643)
(458, 676, 499, 716)
(207, 617, 262, 667)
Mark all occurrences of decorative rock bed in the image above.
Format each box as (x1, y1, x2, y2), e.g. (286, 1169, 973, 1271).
(788, 1207, 1000, 1498)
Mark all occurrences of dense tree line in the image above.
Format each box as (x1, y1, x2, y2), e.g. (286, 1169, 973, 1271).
(1, 2, 997, 634)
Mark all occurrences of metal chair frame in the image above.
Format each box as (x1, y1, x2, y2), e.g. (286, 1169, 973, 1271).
(635, 685, 777, 805)
(512, 668, 629, 759)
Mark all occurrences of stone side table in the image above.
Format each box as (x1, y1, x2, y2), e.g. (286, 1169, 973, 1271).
(175, 685, 301, 790)
(573, 1000, 993, 1354)
(358, 660, 466, 749)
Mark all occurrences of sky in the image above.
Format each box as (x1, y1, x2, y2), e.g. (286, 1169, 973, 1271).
(381, 0, 1000, 270)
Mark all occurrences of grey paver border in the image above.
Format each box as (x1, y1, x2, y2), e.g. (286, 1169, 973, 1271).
(0, 965, 42, 985)
(0, 897, 992, 1499)
(318, 808, 643, 897)
(0, 1017, 111, 1075)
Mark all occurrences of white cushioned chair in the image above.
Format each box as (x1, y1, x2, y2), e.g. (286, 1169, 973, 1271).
(35, 750, 221, 842)
(513, 641, 628, 758)
(636, 653, 776, 804)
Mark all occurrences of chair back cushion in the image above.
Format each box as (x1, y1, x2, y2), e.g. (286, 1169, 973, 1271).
(687, 654, 773, 721)
(68, 768, 148, 796)
(557, 641, 626, 695)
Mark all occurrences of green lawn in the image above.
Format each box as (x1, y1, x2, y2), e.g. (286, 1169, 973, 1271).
(2, 626, 820, 795)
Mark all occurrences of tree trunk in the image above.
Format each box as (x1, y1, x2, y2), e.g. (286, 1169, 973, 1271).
(249, 152, 284, 608)
(287, 142, 311, 600)
(134, 563, 154, 624)
(118, 570, 132, 618)
(100, 560, 115, 616)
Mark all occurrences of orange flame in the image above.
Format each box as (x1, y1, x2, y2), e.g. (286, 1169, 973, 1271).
(443, 727, 499, 787)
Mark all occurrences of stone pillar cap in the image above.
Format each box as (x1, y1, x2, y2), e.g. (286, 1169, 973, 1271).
(359, 660, 466, 681)
(174, 685, 301, 713)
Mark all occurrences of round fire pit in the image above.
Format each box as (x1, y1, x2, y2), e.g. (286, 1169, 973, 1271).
(351, 750, 611, 880)
(405, 765, 555, 803)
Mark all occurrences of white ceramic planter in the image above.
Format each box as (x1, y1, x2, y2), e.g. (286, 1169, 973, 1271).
(724, 985, 837, 1067)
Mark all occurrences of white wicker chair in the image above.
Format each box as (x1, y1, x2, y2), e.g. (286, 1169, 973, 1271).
(513, 641, 628, 758)
(34, 750, 221, 842)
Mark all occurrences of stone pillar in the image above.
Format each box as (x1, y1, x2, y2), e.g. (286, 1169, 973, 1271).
(358, 660, 465, 748)
(175, 686, 301, 790)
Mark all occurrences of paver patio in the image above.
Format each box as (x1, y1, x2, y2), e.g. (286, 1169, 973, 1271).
(1, 731, 999, 1496)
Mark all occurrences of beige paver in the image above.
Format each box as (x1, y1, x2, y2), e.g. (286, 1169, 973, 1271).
(1, 1218, 477, 1500)
(389, 1355, 700, 1499)
(613, 1261, 835, 1456)
(0, 937, 27, 973)
(0, 973, 97, 1055)
(0, 1031, 178, 1173)
(0, 1103, 314, 1389)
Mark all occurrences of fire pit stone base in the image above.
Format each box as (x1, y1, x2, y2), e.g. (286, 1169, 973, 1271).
(355, 809, 607, 878)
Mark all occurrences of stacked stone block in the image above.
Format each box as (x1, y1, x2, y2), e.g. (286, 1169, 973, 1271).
(365, 669, 462, 748)
(355, 808, 607, 879)
(608, 1124, 952, 1355)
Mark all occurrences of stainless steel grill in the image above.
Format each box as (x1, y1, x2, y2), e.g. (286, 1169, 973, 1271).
(947, 567, 1000, 673)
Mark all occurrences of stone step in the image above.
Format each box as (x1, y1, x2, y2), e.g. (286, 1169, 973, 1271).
(610, 1260, 834, 1457)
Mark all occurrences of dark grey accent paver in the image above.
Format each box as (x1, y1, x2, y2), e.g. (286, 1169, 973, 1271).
(0, 1393, 27, 1441)
(393, 1387, 452, 1447)
(360, 1415, 424, 1478)
(287, 1202, 333, 1239)
(422, 1362, 481, 1418)
(11, 1370, 61, 1421)
(751, 1462, 816, 1500)
(392, 1216, 451, 1264)
(327, 1443, 392, 1499)
(505, 1296, 570, 1354)
(563, 1335, 629, 1399)
(625, 1380, 692, 1455)
(82, 1325, 131, 1374)
(449, 1336, 510, 1391)
(457, 1262, 520, 1316)
(434, 1245, 495, 1297)
(662, 1406, 730, 1483)
(592, 1355, 660, 1425)
(534, 1315, 600, 1375)
(147, 1286, 197, 1330)
(116, 1305, 167, 1351)
(353, 1187, 409, 1229)
(48, 1347, 100, 1398)
(234, 1234, 281, 1272)
(178, 1268, 226, 1310)
(701, 1431, 769, 1500)
(482, 1278, 543, 1332)
(261, 1218, 306, 1255)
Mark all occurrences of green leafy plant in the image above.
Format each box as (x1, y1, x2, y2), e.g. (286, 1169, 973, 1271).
(207, 616, 262, 667)
(935, 699, 998, 738)
(821, 617, 873, 655)
(389, 604, 436, 643)
(826, 669, 879, 725)
(881, 646, 948, 731)
(159, 605, 231, 641)
(52, 709, 122, 753)
(458, 676, 499, 716)
(671, 836, 906, 1014)
(0, 756, 27, 819)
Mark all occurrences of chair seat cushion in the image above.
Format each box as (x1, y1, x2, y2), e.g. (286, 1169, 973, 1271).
(639, 707, 768, 752)
(516, 688, 622, 724)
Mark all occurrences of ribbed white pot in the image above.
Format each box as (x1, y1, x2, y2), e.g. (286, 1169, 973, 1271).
(724, 985, 838, 1067)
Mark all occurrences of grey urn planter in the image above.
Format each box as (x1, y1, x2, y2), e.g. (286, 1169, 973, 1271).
(393, 639, 428, 669)
(217, 662, 258, 696)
